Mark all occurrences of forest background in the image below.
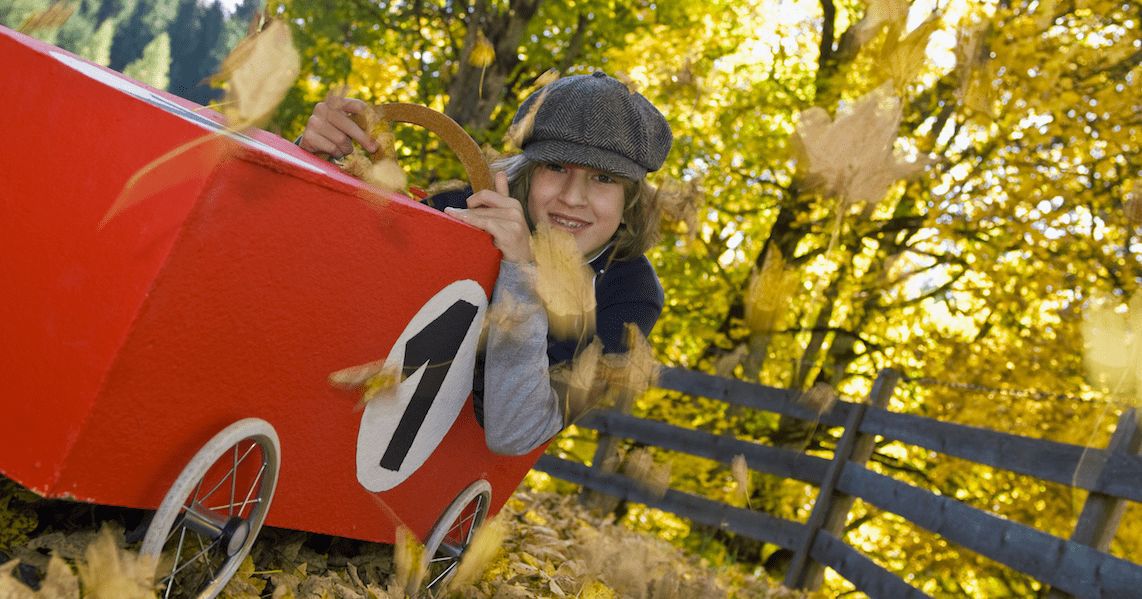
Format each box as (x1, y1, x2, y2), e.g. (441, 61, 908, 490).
(3, 0, 1140, 596)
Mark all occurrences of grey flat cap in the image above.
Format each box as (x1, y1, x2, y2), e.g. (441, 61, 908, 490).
(513, 71, 672, 180)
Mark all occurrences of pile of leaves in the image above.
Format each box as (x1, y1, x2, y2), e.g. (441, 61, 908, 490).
(0, 477, 805, 598)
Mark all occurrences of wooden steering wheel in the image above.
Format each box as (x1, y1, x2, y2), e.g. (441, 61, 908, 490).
(375, 102, 495, 194)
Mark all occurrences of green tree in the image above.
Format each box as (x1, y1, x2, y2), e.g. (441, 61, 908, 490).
(123, 30, 170, 88)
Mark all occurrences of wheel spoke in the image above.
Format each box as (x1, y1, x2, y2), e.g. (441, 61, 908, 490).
(206, 497, 262, 512)
(198, 443, 258, 502)
(168, 536, 222, 579)
(230, 444, 238, 517)
(427, 559, 459, 588)
(237, 461, 267, 517)
(164, 527, 188, 599)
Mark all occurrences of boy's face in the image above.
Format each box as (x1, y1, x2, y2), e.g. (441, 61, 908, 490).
(527, 162, 626, 257)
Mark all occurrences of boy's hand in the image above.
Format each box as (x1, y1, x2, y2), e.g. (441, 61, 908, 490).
(298, 95, 379, 158)
(446, 172, 534, 263)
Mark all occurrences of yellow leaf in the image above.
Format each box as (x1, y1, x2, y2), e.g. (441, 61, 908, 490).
(731, 454, 751, 507)
(800, 382, 838, 415)
(552, 338, 604, 423)
(392, 526, 426, 595)
(76, 526, 157, 599)
(793, 84, 924, 208)
(879, 17, 943, 91)
(621, 448, 671, 500)
(216, 20, 300, 128)
(743, 246, 800, 335)
(530, 225, 596, 340)
(17, 2, 74, 33)
(507, 87, 550, 150)
(1082, 294, 1142, 407)
(534, 68, 560, 88)
(579, 579, 617, 599)
(444, 518, 508, 590)
(328, 359, 402, 408)
(362, 158, 408, 194)
(468, 30, 495, 68)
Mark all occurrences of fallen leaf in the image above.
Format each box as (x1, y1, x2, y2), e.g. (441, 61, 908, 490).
(76, 526, 156, 599)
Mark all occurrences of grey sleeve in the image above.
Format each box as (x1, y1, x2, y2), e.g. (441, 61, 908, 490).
(481, 260, 565, 455)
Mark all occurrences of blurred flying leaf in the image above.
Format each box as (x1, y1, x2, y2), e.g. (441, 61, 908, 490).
(1124, 182, 1142, 224)
(76, 526, 156, 599)
(851, 0, 909, 46)
(99, 135, 235, 227)
(469, 30, 496, 68)
(534, 68, 561, 88)
(879, 17, 943, 92)
(469, 29, 496, 99)
(743, 246, 800, 336)
(621, 448, 671, 500)
(613, 71, 639, 94)
(793, 84, 924, 210)
(655, 176, 703, 236)
(391, 526, 426, 596)
(329, 358, 401, 409)
(507, 87, 550, 150)
(444, 517, 508, 591)
(1082, 294, 1142, 406)
(731, 454, 751, 508)
(483, 287, 533, 346)
(213, 19, 300, 129)
(602, 324, 661, 398)
(799, 382, 839, 415)
(531, 225, 597, 340)
(553, 338, 604, 423)
(17, 2, 74, 33)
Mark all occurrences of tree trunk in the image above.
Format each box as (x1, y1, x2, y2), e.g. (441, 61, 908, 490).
(444, 0, 543, 133)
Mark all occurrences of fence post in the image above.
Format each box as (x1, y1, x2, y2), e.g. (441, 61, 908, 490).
(784, 368, 899, 591)
(1045, 408, 1141, 598)
(581, 387, 637, 511)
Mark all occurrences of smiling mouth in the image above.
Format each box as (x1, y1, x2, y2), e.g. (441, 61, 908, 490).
(549, 214, 590, 231)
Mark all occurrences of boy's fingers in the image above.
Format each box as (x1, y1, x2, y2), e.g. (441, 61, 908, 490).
(494, 171, 509, 196)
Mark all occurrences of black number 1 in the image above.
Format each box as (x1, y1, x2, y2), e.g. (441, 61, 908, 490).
(379, 300, 478, 471)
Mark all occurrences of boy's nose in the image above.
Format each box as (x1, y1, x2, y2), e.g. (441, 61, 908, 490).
(559, 170, 589, 207)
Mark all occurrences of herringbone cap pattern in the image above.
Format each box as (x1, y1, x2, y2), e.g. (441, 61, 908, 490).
(513, 71, 672, 180)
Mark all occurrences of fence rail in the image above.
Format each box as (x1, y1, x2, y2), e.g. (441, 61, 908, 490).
(534, 367, 1142, 598)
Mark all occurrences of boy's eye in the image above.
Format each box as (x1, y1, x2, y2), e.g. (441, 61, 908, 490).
(594, 173, 617, 184)
(544, 163, 567, 173)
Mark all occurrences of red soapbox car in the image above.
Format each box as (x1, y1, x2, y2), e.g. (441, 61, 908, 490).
(0, 25, 544, 596)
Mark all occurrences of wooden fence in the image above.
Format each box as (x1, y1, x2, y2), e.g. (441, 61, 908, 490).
(534, 367, 1142, 598)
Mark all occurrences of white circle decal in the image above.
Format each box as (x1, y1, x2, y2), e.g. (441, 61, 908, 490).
(355, 280, 487, 491)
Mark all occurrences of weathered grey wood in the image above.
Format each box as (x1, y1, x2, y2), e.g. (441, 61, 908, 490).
(1047, 409, 1141, 599)
(584, 386, 638, 509)
(785, 369, 900, 591)
(1072, 409, 1141, 549)
(577, 410, 831, 485)
(657, 366, 853, 427)
(809, 531, 930, 599)
(837, 463, 1142, 599)
(858, 408, 1142, 501)
(535, 454, 807, 549)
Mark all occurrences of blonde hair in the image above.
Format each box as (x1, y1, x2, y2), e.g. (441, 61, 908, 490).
(493, 155, 662, 262)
